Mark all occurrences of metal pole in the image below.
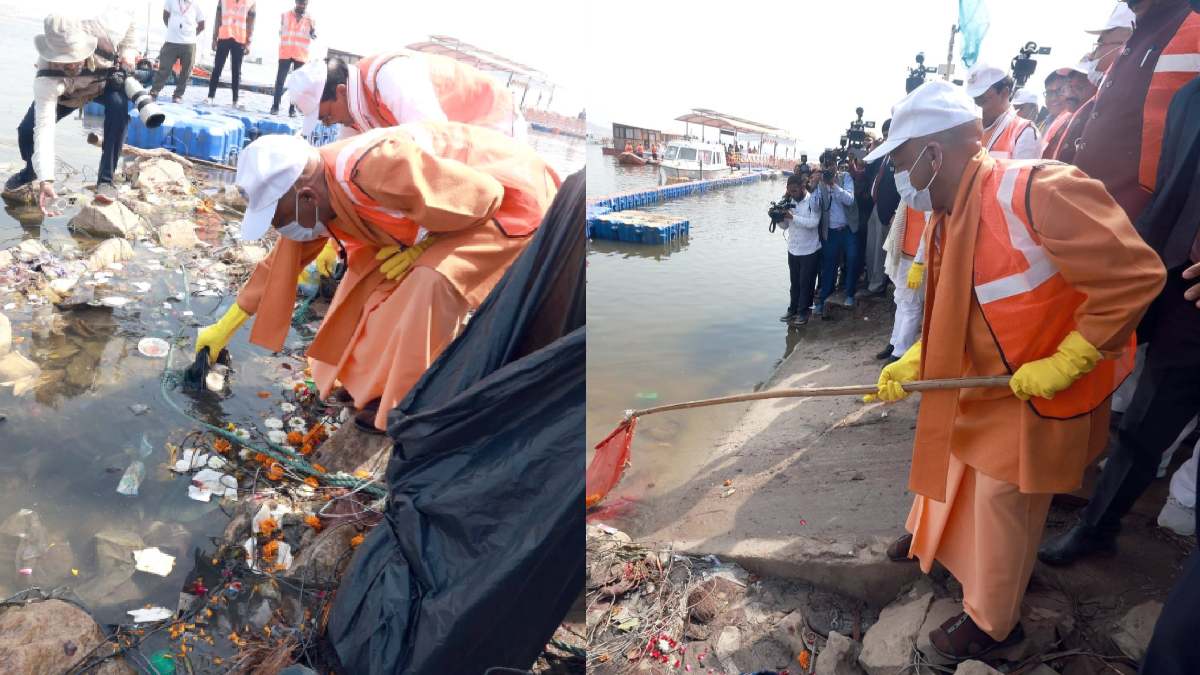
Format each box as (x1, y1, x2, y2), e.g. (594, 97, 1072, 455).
(944, 24, 958, 81)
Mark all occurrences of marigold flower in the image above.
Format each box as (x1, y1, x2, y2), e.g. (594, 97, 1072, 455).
(304, 514, 322, 531)
(258, 517, 278, 538)
(798, 650, 811, 669)
(266, 463, 284, 481)
(350, 533, 364, 549)
(262, 540, 279, 561)
(311, 463, 327, 474)
(304, 476, 320, 489)
(213, 439, 232, 453)
(286, 431, 304, 446)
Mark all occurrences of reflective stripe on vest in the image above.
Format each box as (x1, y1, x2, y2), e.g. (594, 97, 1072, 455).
(974, 160, 1135, 419)
(218, 0, 252, 43)
(278, 11, 311, 61)
(356, 52, 519, 137)
(1140, 13, 1200, 191)
(902, 206, 926, 257)
(326, 128, 424, 246)
(985, 110, 1033, 160)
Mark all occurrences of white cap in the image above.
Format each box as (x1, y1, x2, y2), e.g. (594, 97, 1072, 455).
(285, 60, 327, 136)
(863, 80, 981, 163)
(965, 63, 1008, 98)
(35, 15, 98, 63)
(234, 135, 312, 240)
(1086, 3, 1136, 34)
(1012, 88, 1040, 107)
(1045, 62, 1090, 83)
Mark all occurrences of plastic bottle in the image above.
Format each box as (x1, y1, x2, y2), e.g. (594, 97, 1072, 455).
(11, 509, 47, 578)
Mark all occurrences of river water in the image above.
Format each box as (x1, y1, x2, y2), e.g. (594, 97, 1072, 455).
(0, 11, 583, 627)
(586, 144, 857, 531)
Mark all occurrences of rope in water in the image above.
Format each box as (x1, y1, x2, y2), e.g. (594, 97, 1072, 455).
(158, 262, 388, 499)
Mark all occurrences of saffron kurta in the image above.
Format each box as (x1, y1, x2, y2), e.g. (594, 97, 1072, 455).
(903, 152, 1164, 639)
(236, 123, 559, 429)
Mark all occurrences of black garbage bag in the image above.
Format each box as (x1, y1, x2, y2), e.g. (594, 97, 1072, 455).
(326, 170, 585, 674)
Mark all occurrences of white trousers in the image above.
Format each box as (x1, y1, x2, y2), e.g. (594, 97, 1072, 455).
(889, 256, 924, 354)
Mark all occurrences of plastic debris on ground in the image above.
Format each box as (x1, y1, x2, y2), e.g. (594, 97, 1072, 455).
(127, 607, 174, 623)
(133, 547, 176, 576)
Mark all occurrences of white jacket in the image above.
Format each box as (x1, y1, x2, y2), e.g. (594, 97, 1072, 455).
(33, 6, 137, 182)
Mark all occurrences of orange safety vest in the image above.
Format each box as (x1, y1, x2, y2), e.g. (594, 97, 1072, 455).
(318, 126, 550, 246)
(1140, 13, 1200, 192)
(902, 206, 926, 258)
(217, 0, 253, 44)
(974, 160, 1135, 419)
(1039, 111, 1071, 159)
(278, 11, 312, 61)
(355, 52, 518, 135)
(985, 110, 1035, 159)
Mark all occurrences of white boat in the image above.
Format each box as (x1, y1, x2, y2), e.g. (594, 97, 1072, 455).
(658, 140, 731, 180)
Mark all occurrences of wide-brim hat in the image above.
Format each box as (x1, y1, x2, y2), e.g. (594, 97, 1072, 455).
(34, 15, 98, 63)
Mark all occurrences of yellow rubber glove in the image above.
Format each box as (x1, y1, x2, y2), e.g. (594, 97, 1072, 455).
(1009, 330, 1101, 401)
(195, 304, 250, 364)
(906, 261, 926, 289)
(376, 236, 436, 281)
(864, 341, 922, 403)
(314, 240, 338, 277)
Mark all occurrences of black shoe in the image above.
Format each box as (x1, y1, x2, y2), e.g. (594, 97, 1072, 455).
(780, 312, 795, 322)
(875, 344, 895, 360)
(4, 172, 35, 193)
(885, 355, 900, 365)
(269, 107, 280, 115)
(1037, 522, 1118, 567)
(789, 313, 809, 326)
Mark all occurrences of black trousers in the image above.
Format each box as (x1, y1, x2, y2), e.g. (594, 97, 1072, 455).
(272, 58, 304, 112)
(787, 250, 820, 316)
(208, 38, 245, 102)
(1140, 547, 1200, 674)
(1081, 268, 1200, 533)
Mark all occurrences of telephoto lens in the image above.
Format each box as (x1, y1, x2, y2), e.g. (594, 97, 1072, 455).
(123, 76, 165, 128)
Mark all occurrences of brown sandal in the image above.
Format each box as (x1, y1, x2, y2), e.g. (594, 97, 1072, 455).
(929, 612, 1024, 662)
(353, 399, 384, 435)
(887, 533, 915, 562)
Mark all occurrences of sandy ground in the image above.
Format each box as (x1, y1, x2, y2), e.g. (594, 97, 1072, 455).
(616, 292, 1195, 610)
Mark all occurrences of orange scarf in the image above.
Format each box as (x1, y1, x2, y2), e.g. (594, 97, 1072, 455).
(911, 151, 990, 502)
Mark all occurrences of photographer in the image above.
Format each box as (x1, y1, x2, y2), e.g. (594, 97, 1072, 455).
(4, 8, 139, 212)
(777, 172, 822, 325)
(813, 152, 859, 314)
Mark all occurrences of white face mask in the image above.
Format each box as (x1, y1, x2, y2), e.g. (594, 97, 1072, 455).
(894, 144, 937, 212)
(276, 190, 328, 241)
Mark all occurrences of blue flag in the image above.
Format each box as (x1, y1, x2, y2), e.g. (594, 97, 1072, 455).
(959, 0, 990, 69)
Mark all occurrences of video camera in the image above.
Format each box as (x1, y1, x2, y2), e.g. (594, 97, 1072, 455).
(1011, 41, 1051, 89)
(845, 107, 875, 151)
(906, 52, 939, 93)
(767, 195, 797, 231)
(110, 65, 165, 129)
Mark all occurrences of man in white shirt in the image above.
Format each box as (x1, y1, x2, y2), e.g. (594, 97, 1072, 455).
(778, 172, 822, 325)
(150, 0, 206, 102)
(965, 64, 1040, 160)
(5, 8, 139, 210)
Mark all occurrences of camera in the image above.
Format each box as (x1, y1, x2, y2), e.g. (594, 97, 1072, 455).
(111, 68, 165, 129)
(845, 107, 875, 151)
(1011, 41, 1051, 89)
(907, 52, 939, 93)
(767, 195, 797, 231)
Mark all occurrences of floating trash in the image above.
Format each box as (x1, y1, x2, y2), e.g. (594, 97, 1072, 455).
(116, 460, 145, 496)
(129, 404, 149, 415)
(287, 417, 307, 431)
(133, 547, 176, 577)
(137, 337, 169, 358)
(100, 296, 132, 308)
(636, 392, 659, 401)
(264, 417, 285, 430)
(267, 429, 287, 445)
(172, 449, 210, 473)
(205, 371, 225, 392)
(280, 402, 296, 413)
(127, 607, 173, 623)
(131, 282, 152, 293)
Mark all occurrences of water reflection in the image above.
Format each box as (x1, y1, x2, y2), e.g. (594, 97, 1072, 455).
(27, 305, 119, 406)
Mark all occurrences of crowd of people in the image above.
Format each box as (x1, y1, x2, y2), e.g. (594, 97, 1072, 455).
(776, 0, 1198, 670)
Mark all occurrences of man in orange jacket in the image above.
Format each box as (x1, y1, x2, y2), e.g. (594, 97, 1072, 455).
(863, 81, 1163, 663)
(284, 51, 526, 142)
(194, 125, 558, 433)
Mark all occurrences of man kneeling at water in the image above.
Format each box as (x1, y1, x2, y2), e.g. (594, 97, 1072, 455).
(194, 125, 558, 433)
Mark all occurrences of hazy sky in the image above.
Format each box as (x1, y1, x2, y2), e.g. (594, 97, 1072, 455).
(586, 0, 1117, 153)
(0, 0, 586, 114)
